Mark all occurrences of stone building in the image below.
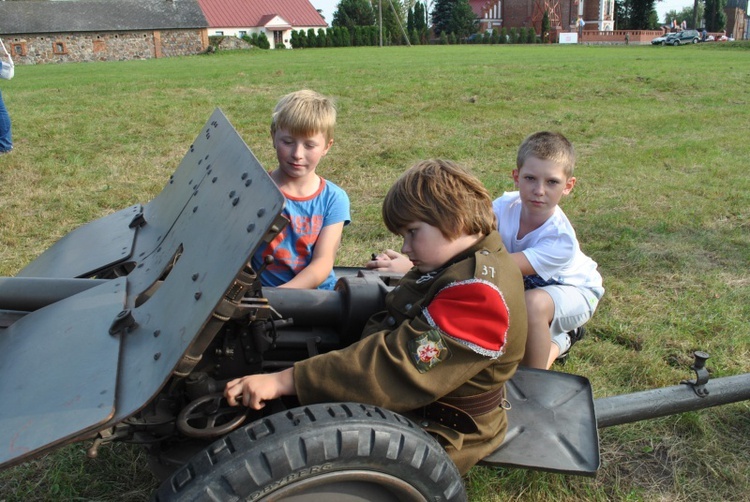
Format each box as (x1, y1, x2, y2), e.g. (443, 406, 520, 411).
(0, 0, 209, 65)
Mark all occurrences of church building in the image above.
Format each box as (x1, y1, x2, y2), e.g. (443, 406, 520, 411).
(469, 0, 615, 36)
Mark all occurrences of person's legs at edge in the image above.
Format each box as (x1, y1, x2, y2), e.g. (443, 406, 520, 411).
(0, 89, 12, 152)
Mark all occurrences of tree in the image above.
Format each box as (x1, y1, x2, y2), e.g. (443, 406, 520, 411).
(450, 0, 479, 38)
(500, 27, 508, 44)
(307, 28, 318, 47)
(615, 0, 658, 29)
(431, 0, 478, 37)
(341, 27, 351, 46)
(541, 11, 550, 42)
(704, 0, 727, 32)
(411, 1, 429, 43)
(372, 0, 408, 45)
(414, 1, 428, 32)
(664, 4, 703, 27)
(410, 28, 420, 45)
(332, 0, 376, 30)
(257, 32, 270, 49)
(431, 0, 454, 36)
(317, 28, 328, 47)
(525, 26, 537, 43)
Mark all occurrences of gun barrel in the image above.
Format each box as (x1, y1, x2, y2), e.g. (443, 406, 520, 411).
(595, 373, 750, 428)
(0, 277, 107, 312)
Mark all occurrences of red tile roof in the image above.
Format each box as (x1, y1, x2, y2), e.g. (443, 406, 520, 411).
(197, 0, 326, 28)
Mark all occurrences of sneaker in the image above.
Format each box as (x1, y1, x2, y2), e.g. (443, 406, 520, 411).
(555, 326, 586, 364)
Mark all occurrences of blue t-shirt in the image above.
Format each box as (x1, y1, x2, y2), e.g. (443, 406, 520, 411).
(252, 177, 350, 290)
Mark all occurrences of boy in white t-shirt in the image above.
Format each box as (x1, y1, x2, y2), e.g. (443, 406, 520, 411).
(367, 131, 603, 369)
(493, 131, 603, 368)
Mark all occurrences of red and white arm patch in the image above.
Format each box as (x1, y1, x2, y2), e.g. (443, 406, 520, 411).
(423, 279, 510, 358)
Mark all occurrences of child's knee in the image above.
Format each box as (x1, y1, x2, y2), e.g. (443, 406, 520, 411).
(524, 289, 554, 317)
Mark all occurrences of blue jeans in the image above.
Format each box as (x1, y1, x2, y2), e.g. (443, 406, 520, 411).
(0, 89, 12, 152)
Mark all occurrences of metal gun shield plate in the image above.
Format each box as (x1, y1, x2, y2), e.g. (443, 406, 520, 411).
(17, 205, 141, 279)
(0, 109, 285, 466)
(481, 367, 600, 476)
(0, 279, 125, 468)
(110, 108, 284, 422)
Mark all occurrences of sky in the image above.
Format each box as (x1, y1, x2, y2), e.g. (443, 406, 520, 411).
(309, 0, 338, 25)
(655, 0, 696, 22)
(309, 0, 695, 27)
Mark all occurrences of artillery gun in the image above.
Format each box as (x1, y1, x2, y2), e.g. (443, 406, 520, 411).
(1, 110, 748, 501)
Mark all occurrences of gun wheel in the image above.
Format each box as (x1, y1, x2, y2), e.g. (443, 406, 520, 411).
(154, 402, 467, 502)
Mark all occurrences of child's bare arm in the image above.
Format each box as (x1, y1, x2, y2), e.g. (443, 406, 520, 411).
(225, 367, 296, 409)
(280, 222, 345, 289)
(509, 251, 536, 276)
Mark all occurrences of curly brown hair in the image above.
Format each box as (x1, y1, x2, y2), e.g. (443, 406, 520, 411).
(382, 159, 496, 240)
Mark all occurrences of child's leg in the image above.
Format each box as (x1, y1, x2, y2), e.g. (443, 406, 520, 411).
(545, 285, 600, 366)
(520, 288, 555, 369)
(546, 334, 566, 368)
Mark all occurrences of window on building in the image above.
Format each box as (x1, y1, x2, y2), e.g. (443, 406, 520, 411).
(53, 41, 68, 54)
(239, 31, 247, 37)
(12, 43, 27, 57)
(214, 31, 224, 36)
(273, 31, 283, 47)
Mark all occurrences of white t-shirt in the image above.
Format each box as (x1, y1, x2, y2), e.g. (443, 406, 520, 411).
(493, 192, 603, 294)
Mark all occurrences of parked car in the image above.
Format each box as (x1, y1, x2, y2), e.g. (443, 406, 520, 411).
(651, 33, 677, 45)
(666, 30, 700, 45)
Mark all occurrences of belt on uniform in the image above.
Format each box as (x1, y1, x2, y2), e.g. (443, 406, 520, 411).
(416, 386, 505, 435)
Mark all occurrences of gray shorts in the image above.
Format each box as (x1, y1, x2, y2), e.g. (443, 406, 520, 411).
(541, 285, 601, 352)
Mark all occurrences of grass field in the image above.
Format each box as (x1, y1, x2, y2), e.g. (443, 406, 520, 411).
(1, 42, 749, 501)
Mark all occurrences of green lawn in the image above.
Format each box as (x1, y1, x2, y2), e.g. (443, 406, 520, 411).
(1, 42, 749, 501)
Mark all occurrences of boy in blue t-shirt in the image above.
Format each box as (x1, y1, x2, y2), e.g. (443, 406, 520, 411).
(251, 90, 350, 290)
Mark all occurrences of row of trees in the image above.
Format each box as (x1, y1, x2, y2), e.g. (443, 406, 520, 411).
(460, 27, 542, 44)
(325, 0, 728, 46)
(661, 0, 726, 32)
(331, 0, 479, 44)
(290, 26, 394, 48)
(614, 0, 726, 32)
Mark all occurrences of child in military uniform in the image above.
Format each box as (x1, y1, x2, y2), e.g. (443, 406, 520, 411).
(225, 159, 527, 475)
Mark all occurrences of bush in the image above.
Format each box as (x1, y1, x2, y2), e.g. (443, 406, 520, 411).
(410, 28, 420, 45)
(307, 28, 317, 47)
(525, 27, 537, 44)
(500, 27, 508, 44)
(317, 28, 327, 48)
(509, 27, 518, 43)
(341, 27, 351, 46)
(257, 32, 270, 49)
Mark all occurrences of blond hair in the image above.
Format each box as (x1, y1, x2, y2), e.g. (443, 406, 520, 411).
(516, 131, 576, 178)
(382, 159, 496, 240)
(270, 89, 336, 142)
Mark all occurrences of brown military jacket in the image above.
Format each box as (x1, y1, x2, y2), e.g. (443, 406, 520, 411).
(294, 231, 527, 475)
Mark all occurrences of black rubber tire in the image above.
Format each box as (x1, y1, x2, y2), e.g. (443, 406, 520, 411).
(674, 39, 681, 45)
(153, 402, 467, 502)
